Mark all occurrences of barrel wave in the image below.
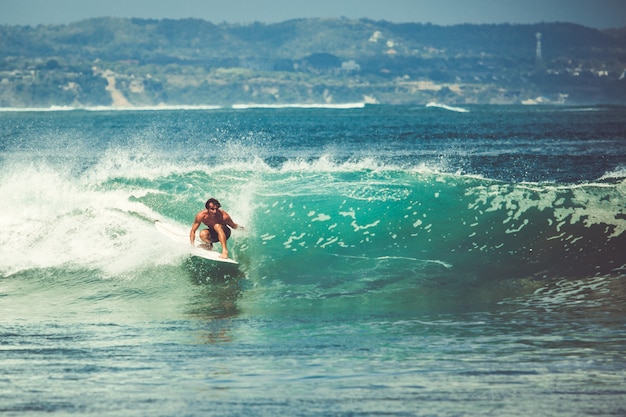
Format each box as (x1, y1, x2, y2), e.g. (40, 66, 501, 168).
(118, 156, 626, 314)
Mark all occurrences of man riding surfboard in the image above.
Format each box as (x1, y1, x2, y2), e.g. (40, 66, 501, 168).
(189, 198, 244, 259)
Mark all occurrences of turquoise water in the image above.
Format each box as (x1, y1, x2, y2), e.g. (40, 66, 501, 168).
(1, 105, 625, 416)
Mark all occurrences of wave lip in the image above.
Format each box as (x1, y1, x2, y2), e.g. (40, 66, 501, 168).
(425, 102, 469, 113)
(598, 166, 626, 182)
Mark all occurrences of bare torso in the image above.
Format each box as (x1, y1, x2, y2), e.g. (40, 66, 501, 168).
(200, 209, 226, 229)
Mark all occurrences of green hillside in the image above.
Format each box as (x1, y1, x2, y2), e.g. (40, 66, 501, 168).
(1, 18, 624, 107)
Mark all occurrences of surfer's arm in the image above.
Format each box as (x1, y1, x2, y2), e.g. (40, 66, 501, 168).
(222, 211, 243, 230)
(189, 216, 202, 244)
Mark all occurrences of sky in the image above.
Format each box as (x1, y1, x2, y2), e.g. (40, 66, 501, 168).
(1, 0, 625, 29)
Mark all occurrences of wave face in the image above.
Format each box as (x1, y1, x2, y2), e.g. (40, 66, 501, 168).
(1, 105, 625, 314)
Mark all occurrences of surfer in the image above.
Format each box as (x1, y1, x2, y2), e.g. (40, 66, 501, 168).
(190, 198, 244, 259)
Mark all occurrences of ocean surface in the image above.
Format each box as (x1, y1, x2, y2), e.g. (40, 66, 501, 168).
(1, 104, 625, 416)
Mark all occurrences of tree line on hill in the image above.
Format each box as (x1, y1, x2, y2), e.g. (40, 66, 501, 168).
(1, 17, 625, 107)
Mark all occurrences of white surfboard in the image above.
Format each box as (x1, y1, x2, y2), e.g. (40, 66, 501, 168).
(154, 220, 238, 265)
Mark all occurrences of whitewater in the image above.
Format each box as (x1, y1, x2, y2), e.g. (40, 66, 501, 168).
(1, 104, 625, 416)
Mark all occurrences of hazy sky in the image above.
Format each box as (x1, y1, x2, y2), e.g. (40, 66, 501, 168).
(1, 0, 625, 29)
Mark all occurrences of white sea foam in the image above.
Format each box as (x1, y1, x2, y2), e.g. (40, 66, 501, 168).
(466, 179, 626, 239)
(0, 103, 365, 112)
(85, 104, 223, 111)
(0, 104, 223, 112)
(0, 162, 182, 277)
(0, 105, 78, 112)
(232, 102, 366, 109)
(598, 166, 626, 181)
(425, 102, 469, 113)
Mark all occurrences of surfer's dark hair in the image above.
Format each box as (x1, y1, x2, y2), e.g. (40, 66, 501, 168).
(205, 198, 221, 210)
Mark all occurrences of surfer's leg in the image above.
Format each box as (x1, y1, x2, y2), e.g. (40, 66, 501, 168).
(213, 224, 229, 258)
(198, 229, 213, 249)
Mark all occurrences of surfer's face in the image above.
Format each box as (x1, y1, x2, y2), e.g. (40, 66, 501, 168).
(207, 204, 218, 212)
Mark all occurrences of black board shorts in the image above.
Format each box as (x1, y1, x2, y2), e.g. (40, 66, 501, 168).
(207, 225, 231, 243)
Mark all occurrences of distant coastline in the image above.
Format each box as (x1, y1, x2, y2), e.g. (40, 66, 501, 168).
(1, 18, 624, 107)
